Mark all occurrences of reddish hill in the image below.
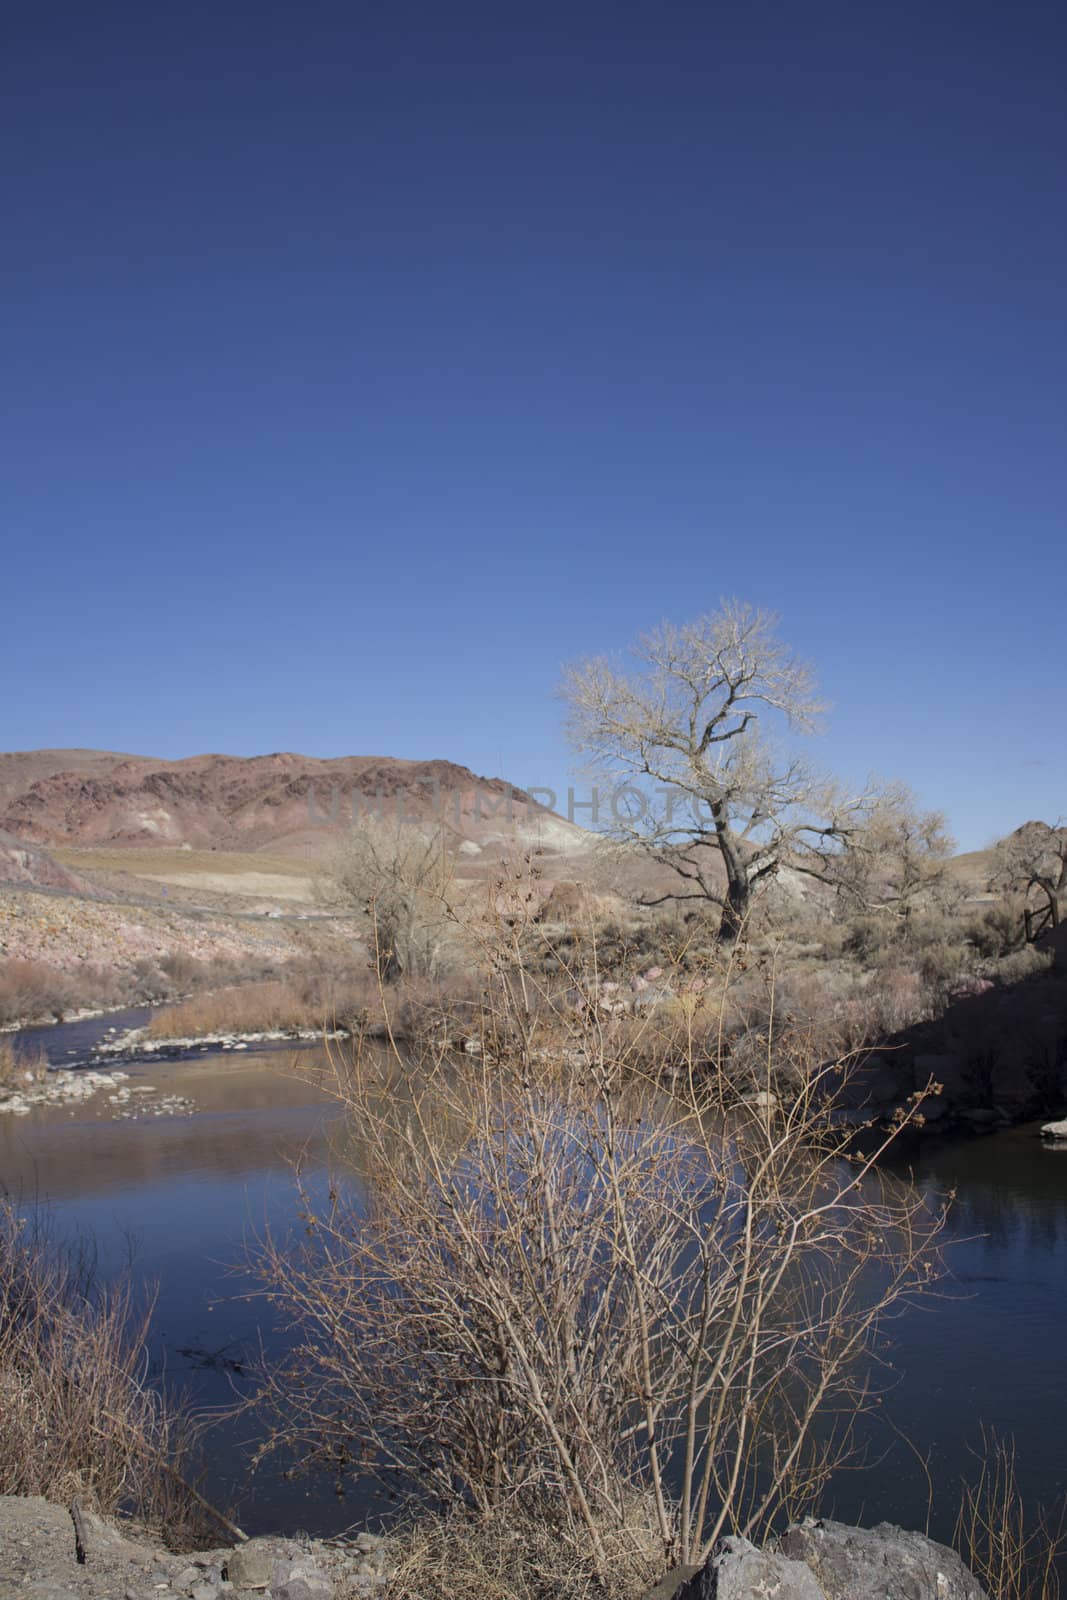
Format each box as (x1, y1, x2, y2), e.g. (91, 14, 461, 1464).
(0, 750, 585, 859)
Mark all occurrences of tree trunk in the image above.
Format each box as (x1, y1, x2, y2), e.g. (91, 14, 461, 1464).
(714, 815, 751, 943)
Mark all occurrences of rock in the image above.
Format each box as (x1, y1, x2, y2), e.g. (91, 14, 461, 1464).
(354, 1532, 383, 1555)
(777, 1517, 987, 1599)
(673, 1535, 824, 1599)
(1040, 1118, 1067, 1140)
(223, 1542, 276, 1590)
(646, 1521, 988, 1600)
(642, 1565, 701, 1600)
(268, 1554, 333, 1600)
(273, 1581, 333, 1600)
(189, 1585, 219, 1600)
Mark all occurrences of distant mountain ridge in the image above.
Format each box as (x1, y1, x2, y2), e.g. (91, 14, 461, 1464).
(0, 749, 583, 858)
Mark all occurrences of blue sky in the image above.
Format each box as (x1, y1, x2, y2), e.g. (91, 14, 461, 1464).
(2, 0, 1064, 850)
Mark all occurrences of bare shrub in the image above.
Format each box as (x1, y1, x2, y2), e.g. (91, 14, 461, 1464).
(322, 820, 464, 981)
(0, 959, 80, 1026)
(0, 1200, 212, 1546)
(247, 923, 947, 1582)
(158, 951, 208, 991)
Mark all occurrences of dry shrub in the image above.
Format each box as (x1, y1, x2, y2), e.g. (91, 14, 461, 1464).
(247, 912, 948, 1584)
(158, 950, 209, 990)
(0, 959, 82, 1026)
(964, 904, 1025, 960)
(0, 1200, 210, 1546)
(956, 1430, 1066, 1600)
(0, 949, 289, 1028)
(995, 946, 1054, 987)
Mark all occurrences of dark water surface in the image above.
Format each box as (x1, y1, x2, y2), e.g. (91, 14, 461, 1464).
(2, 1039, 1065, 1544)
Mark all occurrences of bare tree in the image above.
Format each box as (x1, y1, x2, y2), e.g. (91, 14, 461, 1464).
(247, 930, 947, 1586)
(323, 818, 459, 980)
(561, 602, 941, 941)
(820, 783, 956, 929)
(992, 821, 1067, 943)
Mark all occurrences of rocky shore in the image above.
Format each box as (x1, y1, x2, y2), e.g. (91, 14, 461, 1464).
(0, 1499, 390, 1600)
(0, 1498, 990, 1600)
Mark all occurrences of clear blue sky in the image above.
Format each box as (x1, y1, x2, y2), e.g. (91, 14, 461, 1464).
(3, 1, 1064, 849)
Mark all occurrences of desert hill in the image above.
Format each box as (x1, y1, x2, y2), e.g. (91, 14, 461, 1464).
(0, 750, 585, 859)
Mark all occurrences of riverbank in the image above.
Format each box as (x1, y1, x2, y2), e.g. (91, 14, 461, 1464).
(0, 1495, 991, 1600)
(0, 1496, 390, 1600)
(0, 880, 366, 1031)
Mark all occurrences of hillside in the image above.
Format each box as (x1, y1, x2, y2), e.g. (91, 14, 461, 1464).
(0, 750, 585, 859)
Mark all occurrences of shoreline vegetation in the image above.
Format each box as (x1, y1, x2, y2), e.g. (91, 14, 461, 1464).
(3, 881, 1062, 1139)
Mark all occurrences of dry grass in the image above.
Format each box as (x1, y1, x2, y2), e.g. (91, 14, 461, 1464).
(378, 1504, 662, 1600)
(144, 979, 326, 1039)
(0, 1199, 213, 1547)
(956, 1430, 1066, 1600)
(143, 962, 490, 1041)
(52, 845, 314, 880)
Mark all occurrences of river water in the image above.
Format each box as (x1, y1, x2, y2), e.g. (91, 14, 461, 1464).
(1, 1024, 1065, 1545)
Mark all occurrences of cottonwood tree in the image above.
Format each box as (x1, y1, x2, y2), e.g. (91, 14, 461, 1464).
(992, 820, 1067, 942)
(562, 602, 944, 941)
(324, 818, 458, 980)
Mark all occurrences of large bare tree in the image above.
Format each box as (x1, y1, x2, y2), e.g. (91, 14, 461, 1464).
(562, 602, 948, 941)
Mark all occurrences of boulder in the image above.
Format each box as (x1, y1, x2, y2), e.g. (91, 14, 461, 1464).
(223, 1541, 276, 1590)
(777, 1517, 987, 1599)
(646, 1521, 987, 1600)
(674, 1536, 824, 1599)
(1040, 1118, 1067, 1141)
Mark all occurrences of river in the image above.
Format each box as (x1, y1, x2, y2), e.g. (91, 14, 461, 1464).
(2, 1020, 1065, 1546)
